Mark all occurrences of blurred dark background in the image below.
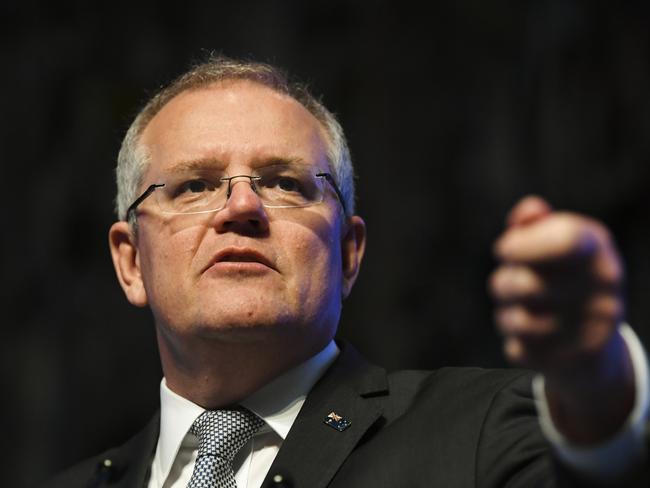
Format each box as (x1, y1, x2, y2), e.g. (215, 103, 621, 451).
(3, 1, 650, 485)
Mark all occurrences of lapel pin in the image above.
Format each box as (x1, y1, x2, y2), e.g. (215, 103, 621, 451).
(324, 411, 351, 432)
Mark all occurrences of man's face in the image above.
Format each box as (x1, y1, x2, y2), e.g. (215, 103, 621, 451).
(111, 81, 364, 353)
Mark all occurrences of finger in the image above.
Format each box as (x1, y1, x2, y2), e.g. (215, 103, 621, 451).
(494, 214, 601, 264)
(503, 335, 569, 369)
(504, 337, 526, 364)
(495, 305, 558, 337)
(506, 195, 553, 228)
(490, 264, 599, 307)
(497, 294, 622, 365)
(502, 313, 622, 372)
(489, 265, 546, 303)
(495, 292, 621, 337)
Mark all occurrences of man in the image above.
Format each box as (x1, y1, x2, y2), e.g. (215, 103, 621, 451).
(44, 57, 649, 487)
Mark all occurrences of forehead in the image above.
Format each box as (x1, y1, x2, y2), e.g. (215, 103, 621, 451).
(140, 80, 330, 176)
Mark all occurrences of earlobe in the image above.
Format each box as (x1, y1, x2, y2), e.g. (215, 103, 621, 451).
(341, 215, 366, 299)
(108, 222, 148, 307)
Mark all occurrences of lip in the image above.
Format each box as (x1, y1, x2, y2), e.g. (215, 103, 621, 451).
(203, 247, 277, 274)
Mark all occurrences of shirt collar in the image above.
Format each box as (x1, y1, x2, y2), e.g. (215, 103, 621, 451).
(154, 340, 340, 483)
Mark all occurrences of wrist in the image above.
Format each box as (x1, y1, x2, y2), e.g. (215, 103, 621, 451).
(544, 327, 636, 444)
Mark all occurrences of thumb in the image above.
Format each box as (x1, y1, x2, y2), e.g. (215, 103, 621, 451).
(507, 195, 553, 228)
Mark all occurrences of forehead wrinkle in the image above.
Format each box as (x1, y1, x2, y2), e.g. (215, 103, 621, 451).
(141, 83, 332, 174)
(247, 156, 311, 169)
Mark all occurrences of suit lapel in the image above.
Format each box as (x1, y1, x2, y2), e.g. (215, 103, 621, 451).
(262, 342, 389, 488)
(91, 413, 159, 487)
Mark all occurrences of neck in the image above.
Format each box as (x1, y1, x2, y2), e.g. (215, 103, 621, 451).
(156, 327, 329, 409)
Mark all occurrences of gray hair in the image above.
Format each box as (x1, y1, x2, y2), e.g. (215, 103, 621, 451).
(115, 56, 355, 225)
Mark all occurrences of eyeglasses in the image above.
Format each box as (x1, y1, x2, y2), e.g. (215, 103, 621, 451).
(125, 163, 347, 221)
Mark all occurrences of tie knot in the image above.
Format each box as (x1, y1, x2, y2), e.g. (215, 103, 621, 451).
(190, 408, 264, 461)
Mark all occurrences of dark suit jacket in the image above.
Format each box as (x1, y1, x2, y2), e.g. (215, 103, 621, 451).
(42, 342, 648, 487)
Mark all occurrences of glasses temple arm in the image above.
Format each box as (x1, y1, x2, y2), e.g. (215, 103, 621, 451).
(317, 173, 348, 216)
(125, 183, 165, 221)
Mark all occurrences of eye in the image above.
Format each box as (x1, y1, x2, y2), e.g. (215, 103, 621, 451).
(187, 180, 208, 193)
(256, 165, 320, 203)
(176, 179, 216, 195)
(276, 177, 301, 193)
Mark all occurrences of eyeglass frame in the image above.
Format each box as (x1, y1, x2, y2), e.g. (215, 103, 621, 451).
(125, 171, 348, 222)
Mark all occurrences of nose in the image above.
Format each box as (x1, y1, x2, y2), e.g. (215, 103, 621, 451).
(213, 176, 270, 234)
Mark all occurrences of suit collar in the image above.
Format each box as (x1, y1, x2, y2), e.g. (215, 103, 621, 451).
(263, 340, 389, 488)
(243, 339, 341, 440)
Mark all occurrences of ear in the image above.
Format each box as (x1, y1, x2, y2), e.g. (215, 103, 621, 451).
(108, 221, 148, 307)
(341, 215, 366, 299)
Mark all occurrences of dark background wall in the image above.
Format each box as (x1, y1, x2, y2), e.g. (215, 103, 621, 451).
(3, 1, 650, 486)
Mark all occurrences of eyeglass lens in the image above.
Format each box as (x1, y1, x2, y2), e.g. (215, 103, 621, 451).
(154, 164, 326, 214)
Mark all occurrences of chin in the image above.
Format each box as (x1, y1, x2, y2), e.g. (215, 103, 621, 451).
(188, 309, 297, 343)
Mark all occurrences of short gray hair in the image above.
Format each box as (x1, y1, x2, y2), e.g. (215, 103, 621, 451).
(115, 56, 355, 224)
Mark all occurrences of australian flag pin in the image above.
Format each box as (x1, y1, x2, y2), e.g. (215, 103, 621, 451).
(324, 411, 351, 431)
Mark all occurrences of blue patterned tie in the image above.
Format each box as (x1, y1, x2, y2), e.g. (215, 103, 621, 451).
(187, 408, 264, 488)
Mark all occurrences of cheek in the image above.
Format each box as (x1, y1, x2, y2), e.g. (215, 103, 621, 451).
(138, 222, 207, 302)
(281, 223, 343, 305)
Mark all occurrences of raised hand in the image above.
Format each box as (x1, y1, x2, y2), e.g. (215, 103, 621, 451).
(490, 195, 634, 443)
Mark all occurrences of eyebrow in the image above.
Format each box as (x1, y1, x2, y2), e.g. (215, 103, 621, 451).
(166, 156, 310, 174)
(167, 157, 226, 174)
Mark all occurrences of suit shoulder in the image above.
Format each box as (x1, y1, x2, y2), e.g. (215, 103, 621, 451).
(388, 366, 532, 396)
(384, 367, 533, 418)
(39, 450, 115, 488)
(38, 413, 159, 488)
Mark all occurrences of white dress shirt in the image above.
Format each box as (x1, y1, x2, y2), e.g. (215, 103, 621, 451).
(147, 340, 339, 488)
(147, 328, 649, 487)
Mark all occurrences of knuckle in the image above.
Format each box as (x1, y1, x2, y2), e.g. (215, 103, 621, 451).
(489, 266, 515, 298)
(586, 294, 623, 322)
(553, 214, 600, 258)
(496, 305, 529, 332)
(492, 265, 545, 302)
(488, 268, 504, 294)
(595, 249, 624, 287)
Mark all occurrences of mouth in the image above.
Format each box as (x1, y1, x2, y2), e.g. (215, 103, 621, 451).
(204, 247, 276, 273)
